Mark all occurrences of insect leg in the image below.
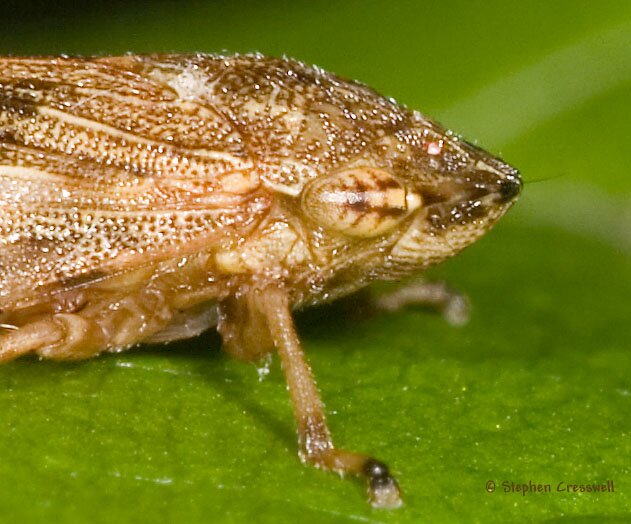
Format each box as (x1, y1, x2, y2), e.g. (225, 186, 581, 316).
(0, 319, 64, 362)
(254, 286, 403, 508)
(0, 310, 123, 361)
(217, 293, 275, 361)
(372, 279, 470, 326)
(0, 286, 175, 361)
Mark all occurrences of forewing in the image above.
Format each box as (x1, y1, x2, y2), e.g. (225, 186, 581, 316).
(0, 56, 266, 308)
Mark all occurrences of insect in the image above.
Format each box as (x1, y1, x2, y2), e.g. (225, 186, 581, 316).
(0, 54, 521, 507)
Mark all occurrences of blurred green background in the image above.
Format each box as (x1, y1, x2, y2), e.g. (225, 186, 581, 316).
(0, 1, 629, 523)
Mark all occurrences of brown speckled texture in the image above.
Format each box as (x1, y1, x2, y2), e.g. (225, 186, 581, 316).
(0, 54, 520, 359)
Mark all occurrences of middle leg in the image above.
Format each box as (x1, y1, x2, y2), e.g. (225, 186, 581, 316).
(218, 286, 402, 508)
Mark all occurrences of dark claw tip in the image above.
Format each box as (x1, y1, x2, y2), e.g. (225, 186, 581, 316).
(364, 459, 403, 509)
(363, 459, 390, 479)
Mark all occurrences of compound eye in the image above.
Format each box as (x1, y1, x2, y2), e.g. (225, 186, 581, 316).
(302, 167, 421, 238)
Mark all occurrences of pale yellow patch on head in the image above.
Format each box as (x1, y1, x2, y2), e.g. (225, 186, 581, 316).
(302, 167, 422, 238)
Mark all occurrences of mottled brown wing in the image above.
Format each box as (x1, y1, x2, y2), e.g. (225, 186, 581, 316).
(0, 56, 267, 309)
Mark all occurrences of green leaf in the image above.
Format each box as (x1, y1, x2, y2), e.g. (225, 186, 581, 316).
(1, 1, 629, 523)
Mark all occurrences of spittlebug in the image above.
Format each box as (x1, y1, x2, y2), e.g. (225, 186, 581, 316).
(0, 54, 521, 507)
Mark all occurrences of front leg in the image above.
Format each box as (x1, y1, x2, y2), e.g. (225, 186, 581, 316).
(218, 286, 402, 508)
(373, 278, 470, 326)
